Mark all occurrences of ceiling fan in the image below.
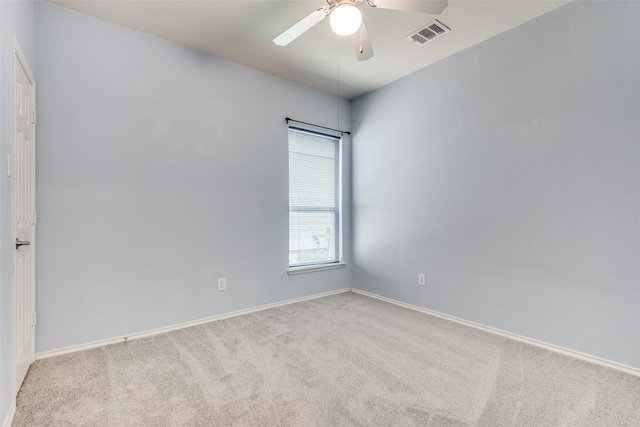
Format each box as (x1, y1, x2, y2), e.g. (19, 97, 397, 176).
(273, 0, 448, 61)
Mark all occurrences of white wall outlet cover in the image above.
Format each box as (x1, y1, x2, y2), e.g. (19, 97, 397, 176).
(217, 278, 226, 291)
(418, 274, 426, 286)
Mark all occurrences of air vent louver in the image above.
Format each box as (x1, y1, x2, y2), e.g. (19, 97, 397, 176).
(407, 20, 450, 45)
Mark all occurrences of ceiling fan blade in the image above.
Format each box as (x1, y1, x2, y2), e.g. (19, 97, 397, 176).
(368, 0, 448, 14)
(351, 22, 374, 61)
(273, 6, 331, 46)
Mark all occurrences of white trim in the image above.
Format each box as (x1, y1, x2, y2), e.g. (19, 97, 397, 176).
(351, 288, 640, 378)
(1, 400, 16, 427)
(287, 262, 346, 275)
(12, 35, 34, 84)
(37, 288, 351, 360)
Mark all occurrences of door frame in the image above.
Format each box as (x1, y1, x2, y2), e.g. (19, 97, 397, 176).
(11, 34, 36, 396)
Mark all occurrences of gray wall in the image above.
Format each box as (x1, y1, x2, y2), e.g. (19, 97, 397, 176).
(351, 1, 640, 369)
(1, 0, 35, 421)
(34, 2, 352, 353)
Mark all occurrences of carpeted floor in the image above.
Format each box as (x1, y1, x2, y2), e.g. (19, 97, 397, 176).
(13, 292, 640, 426)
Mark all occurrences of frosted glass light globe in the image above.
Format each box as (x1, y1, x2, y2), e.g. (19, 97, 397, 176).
(329, 4, 363, 36)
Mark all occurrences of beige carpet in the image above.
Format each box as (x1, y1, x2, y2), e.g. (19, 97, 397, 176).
(13, 292, 640, 426)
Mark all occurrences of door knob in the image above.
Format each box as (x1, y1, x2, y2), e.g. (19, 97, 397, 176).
(16, 238, 31, 250)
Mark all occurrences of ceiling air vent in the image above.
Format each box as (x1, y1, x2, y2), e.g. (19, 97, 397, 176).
(407, 20, 450, 46)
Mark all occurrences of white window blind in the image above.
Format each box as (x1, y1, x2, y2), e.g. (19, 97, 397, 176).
(289, 127, 340, 267)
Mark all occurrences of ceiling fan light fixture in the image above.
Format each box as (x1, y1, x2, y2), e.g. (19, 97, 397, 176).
(329, 4, 362, 36)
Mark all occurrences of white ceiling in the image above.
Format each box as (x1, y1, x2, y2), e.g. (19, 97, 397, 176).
(46, 0, 570, 99)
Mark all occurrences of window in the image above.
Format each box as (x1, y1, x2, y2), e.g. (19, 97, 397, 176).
(289, 127, 341, 268)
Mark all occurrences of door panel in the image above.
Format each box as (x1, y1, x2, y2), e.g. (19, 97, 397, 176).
(13, 38, 36, 394)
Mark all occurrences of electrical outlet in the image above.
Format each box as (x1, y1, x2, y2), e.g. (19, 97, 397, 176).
(217, 278, 226, 291)
(418, 274, 426, 286)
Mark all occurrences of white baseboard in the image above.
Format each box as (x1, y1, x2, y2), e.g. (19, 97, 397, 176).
(36, 286, 640, 378)
(37, 288, 351, 360)
(2, 400, 16, 427)
(351, 288, 640, 378)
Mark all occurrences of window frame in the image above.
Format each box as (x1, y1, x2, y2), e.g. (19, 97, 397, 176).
(287, 126, 343, 271)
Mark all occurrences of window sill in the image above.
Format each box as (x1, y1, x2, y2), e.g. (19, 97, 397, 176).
(287, 262, 347, 275)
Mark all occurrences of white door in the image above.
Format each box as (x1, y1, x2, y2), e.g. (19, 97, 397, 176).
(12, 36, 36, 394)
